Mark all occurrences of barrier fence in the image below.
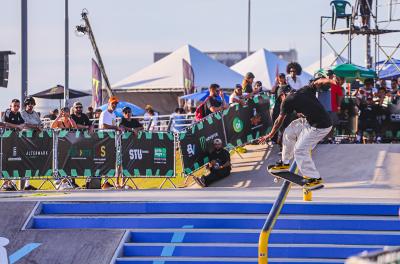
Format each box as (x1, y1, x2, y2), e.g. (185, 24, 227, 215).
(0, 94, 272, 189)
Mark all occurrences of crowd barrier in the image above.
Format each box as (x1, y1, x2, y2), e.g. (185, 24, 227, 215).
(0, 93, 272, 188)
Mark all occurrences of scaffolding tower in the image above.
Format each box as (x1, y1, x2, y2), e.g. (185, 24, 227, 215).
(320, 0, 400, 76)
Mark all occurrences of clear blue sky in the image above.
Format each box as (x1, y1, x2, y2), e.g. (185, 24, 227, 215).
(1, 0, 399, 108)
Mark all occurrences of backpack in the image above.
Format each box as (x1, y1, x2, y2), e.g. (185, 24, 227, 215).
(195, 96, 211, 121)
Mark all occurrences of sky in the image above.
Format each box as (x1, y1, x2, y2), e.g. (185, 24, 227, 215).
(1, 0, 399, 109)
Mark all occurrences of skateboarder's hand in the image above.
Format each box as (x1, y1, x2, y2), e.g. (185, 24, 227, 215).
(258, 134, 271, 144)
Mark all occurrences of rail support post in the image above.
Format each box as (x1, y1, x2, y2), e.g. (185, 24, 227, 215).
(258, 162, 297, 264)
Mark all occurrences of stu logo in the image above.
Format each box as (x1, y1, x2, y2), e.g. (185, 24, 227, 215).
(129, 149, 143, 160)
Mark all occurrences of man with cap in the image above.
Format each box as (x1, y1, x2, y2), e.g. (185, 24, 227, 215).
(119, 106, 143, 134)
(71, 101, 93, 131)
(99, 96, 120, 130)
(258, 75, 333, 190)
(242, 72, 255, 94)
(194, 138, 231, 187)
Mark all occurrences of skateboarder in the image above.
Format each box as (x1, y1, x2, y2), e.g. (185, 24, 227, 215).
(258, 75, 333, 189)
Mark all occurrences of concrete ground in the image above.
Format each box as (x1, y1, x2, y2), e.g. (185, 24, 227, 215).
(0, 144, 399, 263)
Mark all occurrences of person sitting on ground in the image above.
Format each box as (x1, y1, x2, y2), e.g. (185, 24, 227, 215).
(119, 106, 144, 134)
(194, 138, 231, 187)
(51, 107, 77, 129)
(44, 109, 59, 121)
(21, 96, 42, 131)
(204, 83, 228, 117)
(242, 72, 255, 94)
(144, 105, 159, 131)
(86, 106, 94, 120)
(229, 84, 247, 105)
(99, 97, 120, 131)
(286, 62, 303, 90)
(71, 102, 93, 131)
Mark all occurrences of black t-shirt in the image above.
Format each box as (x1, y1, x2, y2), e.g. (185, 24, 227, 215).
(205, 96, 222, 116)
(209, 148, 231, 171)
(120, 118, 143, 129)
(281, 86, 332, 128)
(71, 113, 92, 127)
(3, 109, 24, 125)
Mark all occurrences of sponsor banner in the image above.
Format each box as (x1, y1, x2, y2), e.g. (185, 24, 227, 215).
(1, 129, 53, 178)
(92, 58, 102, 109)
(179, 112, 226, 174)
(223, 93, 272, 148)
(57, 130, 116, 177)
(121, 131, 175, 177)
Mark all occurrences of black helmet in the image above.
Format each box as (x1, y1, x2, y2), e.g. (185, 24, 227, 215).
(24, 96, 36, 106)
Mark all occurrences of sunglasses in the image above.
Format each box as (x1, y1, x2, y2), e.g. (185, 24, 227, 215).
(124, 111, 132, 114)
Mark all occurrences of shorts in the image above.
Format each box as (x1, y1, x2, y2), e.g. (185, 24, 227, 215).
(360, 0, 373, 17)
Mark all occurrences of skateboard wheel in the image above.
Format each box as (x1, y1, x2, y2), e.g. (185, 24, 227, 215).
(273, 177, 280, 183)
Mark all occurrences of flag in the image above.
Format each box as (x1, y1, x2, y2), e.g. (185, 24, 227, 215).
(182, 59, 195, 95)
(92, 59, 102, 109)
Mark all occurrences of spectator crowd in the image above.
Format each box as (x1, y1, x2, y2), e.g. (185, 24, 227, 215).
(1, 62, 400, 190)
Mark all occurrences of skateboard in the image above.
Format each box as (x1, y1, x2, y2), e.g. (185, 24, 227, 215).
(268, 167, 324, 193)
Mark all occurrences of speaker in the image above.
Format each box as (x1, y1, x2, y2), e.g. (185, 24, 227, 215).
(0, 52, 10, 88)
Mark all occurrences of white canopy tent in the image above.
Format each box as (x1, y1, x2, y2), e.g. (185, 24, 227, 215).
(305, 53, 348, 75)
(231, 49, 312, 90)
(113, 44, 243, 92)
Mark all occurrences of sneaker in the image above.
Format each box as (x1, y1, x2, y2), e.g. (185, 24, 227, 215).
(267, 161, 290, 173)
(304, 177, 324, 190)
(102, 181, 114, 190)
(193, 176, 206, 187)
(24, 185, 37, 191)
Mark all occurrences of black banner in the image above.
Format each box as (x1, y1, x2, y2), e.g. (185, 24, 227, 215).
(179, 112, 226, 174)
(1, 129, 53, 178)
(57, 130, 116, 177)
(121, 131, 175, 177)
(223, 93, 271, 148)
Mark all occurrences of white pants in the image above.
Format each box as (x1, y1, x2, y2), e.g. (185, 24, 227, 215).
(282, 118, 332, 179)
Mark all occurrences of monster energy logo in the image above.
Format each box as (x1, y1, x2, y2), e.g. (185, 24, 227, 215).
(199, 136, 206, 151)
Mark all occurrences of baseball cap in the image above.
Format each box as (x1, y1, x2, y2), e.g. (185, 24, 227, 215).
(235, 84, 242, 89)
(108, 96, 119, 104)
(122, 106, 132, 113)
(73, 101, 83, 108)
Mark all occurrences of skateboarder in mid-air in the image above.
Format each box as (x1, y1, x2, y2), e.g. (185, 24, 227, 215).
(258, 74, 333, 190)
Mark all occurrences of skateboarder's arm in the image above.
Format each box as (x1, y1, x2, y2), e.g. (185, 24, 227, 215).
(258, 113, 286, 144)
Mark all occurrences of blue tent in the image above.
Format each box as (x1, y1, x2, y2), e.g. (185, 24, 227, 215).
(179, 91, 230, 102)
(100, 101, 145, 117)
(375, 59, 400, 79)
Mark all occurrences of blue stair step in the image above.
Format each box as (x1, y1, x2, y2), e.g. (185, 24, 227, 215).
(129, 230, 400, 245)
(122, 243, 382, 259)
(115, 257, 343, 264)
(32, 215, 400, 231)
(40, 202, 399, 216)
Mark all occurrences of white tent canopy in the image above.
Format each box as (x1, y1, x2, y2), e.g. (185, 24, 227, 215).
(305, 53, 348, 75)
(231, 49, 312, 90)
(113, 44, 243, 91)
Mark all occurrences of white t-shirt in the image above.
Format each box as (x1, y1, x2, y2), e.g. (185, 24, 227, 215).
(229, 93, 242, 104)
(286, 76, 303, 90)
(99, 110, 117, 129)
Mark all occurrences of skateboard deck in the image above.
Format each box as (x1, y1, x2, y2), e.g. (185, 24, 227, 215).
(268, 169, 324, 191)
